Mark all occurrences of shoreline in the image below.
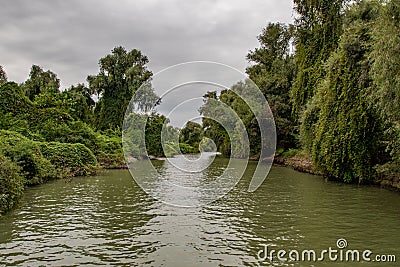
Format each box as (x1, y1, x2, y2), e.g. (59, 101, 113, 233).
(273, 156, 400, 191)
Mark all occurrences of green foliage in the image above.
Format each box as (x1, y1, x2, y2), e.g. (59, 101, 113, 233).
(0, 154, 24, 214)
(0, 130, 99, 181)
(145, 113, 170, 157)
(122, 112, 147, 158)
(0, 82, 34, 115)
(369, 0, 400, 163)
(36, 120, 121, 156)
(0, 130, 56, 185)
(199, 137, 217, 152)
(64, 84, 95, 123)
(223, 83, 260, 157)
(305, 1, 383, 183)
(39, 142, 97, 176)
(200, 91, 232, 157)
(178, 143, 197, 154)
(23, 65, 60, 100)
(281, 149, 299, 158)
(179, 121, 203, 152)
(291, 0, 347, 114)
(88, 46, 152, 130)
(200, 79, 275, 159)
(96, 152, 125, 169)
(247, 22, 298, 150)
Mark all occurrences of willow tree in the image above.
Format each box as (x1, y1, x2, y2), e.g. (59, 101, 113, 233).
(369, 0, 400, 164)
(291, 0, 347, 115)
(88, 46, 152, 130)
(309, 0, 382, 183)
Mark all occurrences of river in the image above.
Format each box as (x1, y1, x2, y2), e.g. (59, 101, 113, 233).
(0, 156, 399, 266)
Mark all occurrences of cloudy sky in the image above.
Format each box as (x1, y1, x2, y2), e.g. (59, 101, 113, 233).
(0, 0, 294, 89)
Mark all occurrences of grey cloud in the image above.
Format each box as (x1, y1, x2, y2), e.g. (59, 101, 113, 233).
(1, 0, 293, 125)
(1, 0, 293, 87)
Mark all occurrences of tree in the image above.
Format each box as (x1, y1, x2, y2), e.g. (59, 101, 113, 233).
(0, 65, 7, 86)
(200, 91, 231, 156)
(23, 65, 60, 100)
(64, 84, 95, 123)
(179, 121, 203, 151)
(246, 23, 297, 150)
(369, 0, 400, 163)
(291, 0, 347, 114)
(199, 81, 263, 158)
(145, 113, 169, 157)
(0, 82, 33, 116)
(88, 46, 152, 130)
(306, 0, 382, 183)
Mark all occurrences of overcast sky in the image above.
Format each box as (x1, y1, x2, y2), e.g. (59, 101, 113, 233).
(1, 0, 294, 127)
(0, 0, 294, 89)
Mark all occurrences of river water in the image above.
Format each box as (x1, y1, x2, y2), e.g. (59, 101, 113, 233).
(0, 156, 399, 266)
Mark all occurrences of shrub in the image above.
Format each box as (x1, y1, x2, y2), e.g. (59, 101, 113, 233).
(0, 154, 24, 214)
(0, 130, 56, 185)
(96, 152, 125, 169)
(39, 142, 98, 176)
(281, 149, 299, 158)
(179, 143, 198, 154)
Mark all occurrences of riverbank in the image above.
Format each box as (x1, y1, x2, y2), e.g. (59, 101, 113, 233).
(274, 155, 322, 176)
(274, 155, 400, 191)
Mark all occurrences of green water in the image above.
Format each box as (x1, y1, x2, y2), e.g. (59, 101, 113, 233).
(0, 157, 399, 266)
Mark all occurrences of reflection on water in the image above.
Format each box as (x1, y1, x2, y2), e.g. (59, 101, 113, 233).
(0, 157, 399, 266)
(129, 153, 251, 207)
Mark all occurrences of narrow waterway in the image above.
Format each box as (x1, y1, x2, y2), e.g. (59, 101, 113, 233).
(0, 157, 399, 266)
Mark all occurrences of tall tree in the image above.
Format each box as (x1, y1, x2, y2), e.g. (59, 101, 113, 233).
(306, 0, 382, 183)
(0, 65, 7, 86)
(180, 121, 203, 149)
(88, 46, 152, 130)
(200, 91, 231, 156)
(291, 0, 347, 114)
(64, 84, 95, 123)
(23, 65, 60, 100)
(246, 23, 297, 149)
(369, 0, 400, 163)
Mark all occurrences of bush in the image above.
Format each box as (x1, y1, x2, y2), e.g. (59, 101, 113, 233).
(0, 154, 24, 214)
(36, 120, 121, 157)
(96, 152, 125, 169)
(0, 130, 56, 185)
(0, 130, 98, 181)
(179, 143, 198, 154)
(39, 142, 98, 176)
(281, 149, 299, 158)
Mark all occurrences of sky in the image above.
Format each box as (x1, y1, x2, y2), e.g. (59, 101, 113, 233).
(0, 0, 294, 126)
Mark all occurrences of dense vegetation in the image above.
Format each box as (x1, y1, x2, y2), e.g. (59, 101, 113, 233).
(200, 0, 400, 185)
(0, 47, 201, 213)
(0, 47, 159, 213)
(1, 0, 399, 213)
